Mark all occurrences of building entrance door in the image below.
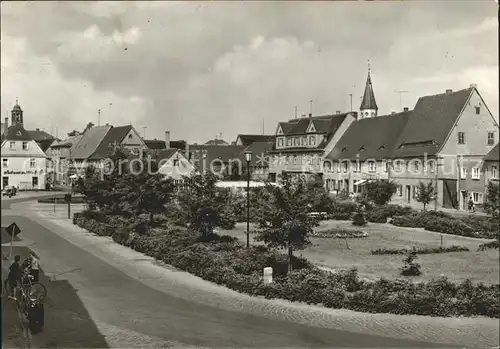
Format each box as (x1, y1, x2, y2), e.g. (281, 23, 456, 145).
(32, 176, 38, 189)
(406, 185, 411, 203)
(2, 176, 8, 189)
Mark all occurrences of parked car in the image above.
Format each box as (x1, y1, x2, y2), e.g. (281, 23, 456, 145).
(2, 186, 17, 197)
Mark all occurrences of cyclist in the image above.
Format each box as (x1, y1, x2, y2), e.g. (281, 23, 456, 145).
(7, 255, 22, 300)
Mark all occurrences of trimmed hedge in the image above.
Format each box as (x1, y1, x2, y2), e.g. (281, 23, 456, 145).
(366, 205, 416, 223)
(372, 245, 470, 255)
(311, 229, 368, 239)
(73, 211, 500, 318)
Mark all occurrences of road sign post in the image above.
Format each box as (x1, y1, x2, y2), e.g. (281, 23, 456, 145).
(65, 194, 72, 219)
(5, 222, 22, 260)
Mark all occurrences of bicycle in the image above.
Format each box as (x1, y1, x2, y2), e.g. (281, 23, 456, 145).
(14, 270, 47, 333)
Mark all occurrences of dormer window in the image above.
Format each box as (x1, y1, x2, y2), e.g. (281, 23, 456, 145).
(287, 138, 292, 146)
(309, 135, 316, 145)
(342, 147, 347, 152)
(359, 146, 365, 152)
(278, 137, 284, 147)
(22, 142, 28, 150)
(9, 142, 15, 150)
(378, 145, 386, 150)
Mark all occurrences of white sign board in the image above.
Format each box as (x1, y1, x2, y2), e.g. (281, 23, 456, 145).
(263, 267, 273, 284)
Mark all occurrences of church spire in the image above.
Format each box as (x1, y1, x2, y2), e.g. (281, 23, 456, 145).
(360, 60, 378, 118)
(11, 98, 24, 125)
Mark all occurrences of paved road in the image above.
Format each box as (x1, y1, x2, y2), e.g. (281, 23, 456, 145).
(1, 198, 445, 348)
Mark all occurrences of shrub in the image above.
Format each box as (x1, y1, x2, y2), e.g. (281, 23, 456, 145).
(400, 249, 422, 276)
(73, 211, 500, 318)
(365, 179, 398, 206)
(311, 229, 368, 239)
(372, 245, 470, 255)
(366, 205, 415, 223)
(352, 212, 367, 226)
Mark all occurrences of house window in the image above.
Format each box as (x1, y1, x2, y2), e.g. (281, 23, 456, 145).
(413, 160, 420, 172)
(287, 138, 292, 146)
(294, 156, 299, 165)
(460, 167, 467, 179)
(278, 138, 284, 147)
(492, 165, 498, 179)
(30, 158, 36, 168)
(472, 167, 480, 180)
(333, 162, 338, 173)
(22, 142, 28, 150)
(397, 185, 402, 197)
(473, 192, 483, 204)
(294, 137, 300, 146)
(458, 132, 465, 144)
(301, 136, 307, 146)
(428, 160, 435, 173)
(475, 106, 480, 114)
(395, 161, 402, 172)
(384, 162, 389, 173)
(173, 159, 179, 166)
(9, 142, 15, 150)
(488, 132, 495, 145)
(355, 161, 361, 172)
(309, 135, 316, 145)
(323, 161, 332, 172)
(343, 161, 348, 173)
(337, 180, 342, 189)
(412, 185, 418, 198)
(368, 161, 376, 172)
(2, 159, 8, 168)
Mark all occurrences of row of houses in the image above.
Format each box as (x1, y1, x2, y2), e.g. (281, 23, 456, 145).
(1, 70, 498, 211)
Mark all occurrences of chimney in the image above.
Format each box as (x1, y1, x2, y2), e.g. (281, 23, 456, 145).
(308, 113, 312, 118)
(301, 113, 307, 118)
(469, 83, 477, 89)
(391, 111, 396, 115)
(36, 128, 40, 131)
(165, 131, 170, 149)
(3, 117, 8, 136)
(336, 110, 341, 114)
(446, 89, 453, 94)
(403, 107, 409, 112)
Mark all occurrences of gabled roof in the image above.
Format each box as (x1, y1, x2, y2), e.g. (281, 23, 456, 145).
(236, 134, 275, 147)
(27, 129, 55, 142)
(51, 134, 83, 149)
(277, 113, 349, 137)
(392, 87, 473, 158)
(69, 125, 111, 160)
(360, 73, 378, 110)
(89, 125, 133, 160)
(236, 141, 274, 167)
(484, 143, 499, 162)
(328, 111, 411, 161)
(1, 124, 33, 142)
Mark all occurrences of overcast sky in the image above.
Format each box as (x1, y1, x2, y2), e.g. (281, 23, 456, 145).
(1, 1, 498, 143)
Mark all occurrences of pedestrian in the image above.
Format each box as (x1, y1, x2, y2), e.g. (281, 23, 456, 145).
(27, 252, 40, 282)
(7, 255, 22, 300)
(468, 197, 474, 212)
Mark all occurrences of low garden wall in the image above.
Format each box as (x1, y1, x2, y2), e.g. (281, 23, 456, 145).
(73, 210, 500, 319)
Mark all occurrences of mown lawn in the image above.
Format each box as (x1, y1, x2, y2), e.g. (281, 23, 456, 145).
(218, 220, 499, 285)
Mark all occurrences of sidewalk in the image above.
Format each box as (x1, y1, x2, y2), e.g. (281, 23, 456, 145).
(30, 215, 500, 348)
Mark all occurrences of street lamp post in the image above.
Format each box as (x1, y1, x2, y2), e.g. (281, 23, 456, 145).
(244, 150, 252, 249)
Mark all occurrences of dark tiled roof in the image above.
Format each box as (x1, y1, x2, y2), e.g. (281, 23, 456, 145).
(144, 139, 187, 150)
(236, 141, 274, 167)
(484, 143, 499, 162)
(236, 134, 275, 147)
(27, 129, 55, 142)
(360, 73, 378, 110)
(89, 125, 133, 160)
(278, 113, 349, 136)
(328, 111, 411, 161)
(189, 144, 245, 172)
(392, 88, 473, 158)
(1, 124, 33, 142)
(70, 125, 111, 160)
(37, 139, 55, 152)
(205, 139, 228, 145)
(154, 148, 178, 161)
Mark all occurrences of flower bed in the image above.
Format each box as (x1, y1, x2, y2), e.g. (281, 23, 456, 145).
(72, 211, 500, 318)
(311, 229, 368, 239)
(371, 245, 470, 255)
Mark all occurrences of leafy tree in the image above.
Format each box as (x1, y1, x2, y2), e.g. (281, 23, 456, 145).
(484, 181, 500, 219)
(415, 181, 436, 210)
(254, 174, 320, 272)
(365, 179, 398, 206)
(177, 172, 233, 238)
(305, 176, 335, 213)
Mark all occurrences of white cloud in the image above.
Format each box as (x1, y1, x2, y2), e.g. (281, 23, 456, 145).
(0, 33, 149, 136)
(55, 24, 141, 63)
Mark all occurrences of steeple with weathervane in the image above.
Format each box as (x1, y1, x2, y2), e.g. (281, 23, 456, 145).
(11, 97, 24, 126)
(360, 60, 378, 119)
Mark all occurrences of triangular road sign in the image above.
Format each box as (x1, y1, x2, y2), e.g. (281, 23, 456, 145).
(5, 222, 21, 238)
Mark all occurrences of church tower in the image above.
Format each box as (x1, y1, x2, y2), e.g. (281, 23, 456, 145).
(360, 63, 378, 119)
(11, 98, 24, 126)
